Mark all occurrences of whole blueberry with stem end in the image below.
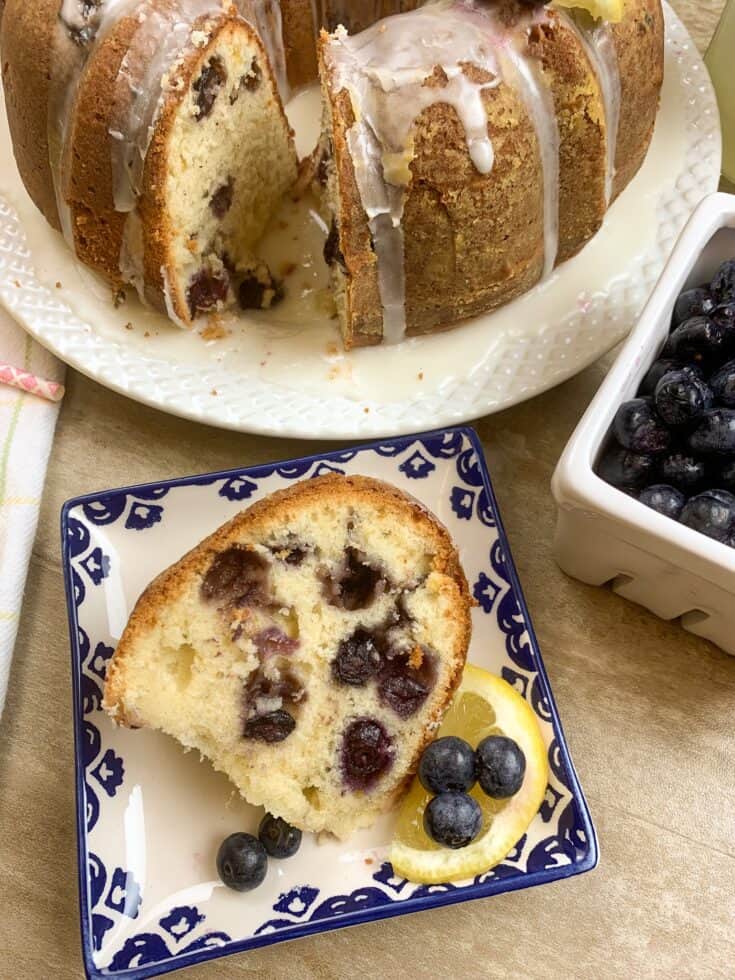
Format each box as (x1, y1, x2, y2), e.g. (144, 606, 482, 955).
(639, 359, 702, 398)
(418, 737, 477, 794)
(711, 258, 735, 305)
(216, 833, 268, 892)
(423, 792, 482, 849)
(664, 316, 731, 367)
(476, 735, 526, 799)
(672, 286, 715, 327)
(709, 360, 735, 408)
(597, 445, 656, 490)
(258, 814, 302, 859)
(638, 484, 686, 520)
(654, 371, 713, 426)
(612, 398, 671, 454)
(657, 451, 708, 493)
(679, 490, 735, 543)
(687, 409, 735, 455)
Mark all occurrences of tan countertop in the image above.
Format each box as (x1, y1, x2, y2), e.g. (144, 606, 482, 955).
(1, 3, 733, 978)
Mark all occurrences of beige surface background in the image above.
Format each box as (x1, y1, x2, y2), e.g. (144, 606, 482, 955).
(1, 2, 734, 978)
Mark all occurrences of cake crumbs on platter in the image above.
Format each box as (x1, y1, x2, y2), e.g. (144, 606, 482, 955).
(364, 407, 370, 414)
(55, 281, 62, 289)
(124, 322, 133, 331)
(211, 388, 219, 396)
(112, 288, 126, 308)
(200, 316, 229, 341)
(143, 331, 150, 339)
(418, 371, 424, 380)
(13, 280, 20, 288)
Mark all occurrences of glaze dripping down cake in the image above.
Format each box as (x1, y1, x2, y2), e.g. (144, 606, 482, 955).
(0, 0, 663, 343)
(318, 0, 664, 345)
(103, 475, 472, 837)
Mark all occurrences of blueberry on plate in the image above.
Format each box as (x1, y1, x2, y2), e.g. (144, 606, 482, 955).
(654, 371, 713, 426)
(672, 286, 715, 327)
(638, 484, 686, 519)
(476, 735, 526, 799)
(710, 258, 735, 305)
(657, 450, 708, 492)
(638, 359, 701, 398)
(679, 489, 735, 543)
(418, 736, 476, 794)
(687, 409, 735, 454)
(664, 315, 730, 366)
(612, 398, 670, 454)
(597, 445, 656, 490)
(216, 833, 268, 892)
(423, 792, 482, 849)
(709, 360, 735, 408)
(258, 814, 302, 859)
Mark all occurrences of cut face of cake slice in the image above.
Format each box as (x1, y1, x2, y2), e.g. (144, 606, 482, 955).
(103, 474, 472, 838)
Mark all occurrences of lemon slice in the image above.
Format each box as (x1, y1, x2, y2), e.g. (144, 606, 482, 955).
(389, 665, 549, 884)
(552, 0, 624, 23)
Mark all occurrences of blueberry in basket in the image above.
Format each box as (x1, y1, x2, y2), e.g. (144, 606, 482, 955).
(596, 256, 735, 549)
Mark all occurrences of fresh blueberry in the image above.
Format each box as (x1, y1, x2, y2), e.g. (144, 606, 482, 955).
(679, 490, 735, 542)
(243, 709, 295, 743)
(475, 735, 526, 799)
(714, 458, 735, 493)
(638, 484, 686, 519)
(612, 398, 671, 454)
(657, 451, 708, 492)
(216, 833, 268, 892)
(597, 445, 656, 490)
(423, 792, 482, 849)
(664, 316, 730, 366)
(672, 286, 715, 327)
(418, 737, 476, 794)
(709, 360, 735, 407)
(711, 258, 735, 305)
(638, 360, 701, 398)
(687, 409, 735, 454)
(654, 371, 713, 426)
(258, 814, 302, 859)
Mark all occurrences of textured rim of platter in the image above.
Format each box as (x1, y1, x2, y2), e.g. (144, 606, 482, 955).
(0, 4, 722, 439)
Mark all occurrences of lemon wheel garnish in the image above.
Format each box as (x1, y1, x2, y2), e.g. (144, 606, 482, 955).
(552, 0, 624, 23)
(389, 665, 549, 884)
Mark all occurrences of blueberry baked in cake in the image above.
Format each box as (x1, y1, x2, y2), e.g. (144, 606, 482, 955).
(103, 474, 472, 837)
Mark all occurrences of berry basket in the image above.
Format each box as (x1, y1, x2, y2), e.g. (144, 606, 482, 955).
(552, 193, 735, 656)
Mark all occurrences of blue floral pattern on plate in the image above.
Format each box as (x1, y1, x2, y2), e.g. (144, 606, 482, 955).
(61, 426, 597, 980)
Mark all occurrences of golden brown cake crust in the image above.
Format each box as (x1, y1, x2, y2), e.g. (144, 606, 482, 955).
(1, 0, 62, 231)
(104, 472, 471, 723)
(319, 0, 665, 347)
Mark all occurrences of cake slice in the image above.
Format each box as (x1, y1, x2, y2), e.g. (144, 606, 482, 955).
(103, 474, 472, 838)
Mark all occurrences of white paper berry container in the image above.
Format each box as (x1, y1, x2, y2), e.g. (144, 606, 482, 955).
(552, 192, 735, 655)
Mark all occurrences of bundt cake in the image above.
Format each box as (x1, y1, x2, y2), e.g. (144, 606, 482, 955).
(103, 474, 472, 838)
(318, 0, 664, 345)
(1, 0, 663, 343)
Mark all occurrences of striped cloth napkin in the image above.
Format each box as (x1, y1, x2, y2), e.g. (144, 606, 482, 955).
(0, 305, 64, 719)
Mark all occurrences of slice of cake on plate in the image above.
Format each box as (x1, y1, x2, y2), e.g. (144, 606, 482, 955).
(104, 474, 472, 838)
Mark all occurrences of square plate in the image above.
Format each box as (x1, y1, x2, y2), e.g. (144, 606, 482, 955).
(62, 426, 598, 980)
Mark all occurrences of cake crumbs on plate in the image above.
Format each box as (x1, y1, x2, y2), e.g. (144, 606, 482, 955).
(201, 316, 229, 341)
(211, 388, 219, 396)
(112, 287, 126, 308)
(55, 281, 62, 289)
(124, 322, 133, 331)
(418, 371, 424, 380)
(144, 331, 150, 338)
(364, 407, 370, 414)
(13, 279, 20, 288)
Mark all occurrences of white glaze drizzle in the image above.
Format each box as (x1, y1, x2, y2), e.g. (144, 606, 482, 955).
(238, 0, 289, 100)
(327, 0, 562, 344)
(558, 10, 621, 205)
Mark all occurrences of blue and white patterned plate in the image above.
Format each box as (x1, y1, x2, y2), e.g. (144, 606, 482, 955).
(61, 427, 597, 980)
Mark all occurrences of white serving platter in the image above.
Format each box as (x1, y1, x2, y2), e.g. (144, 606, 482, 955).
(0, 4, 721, 438)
